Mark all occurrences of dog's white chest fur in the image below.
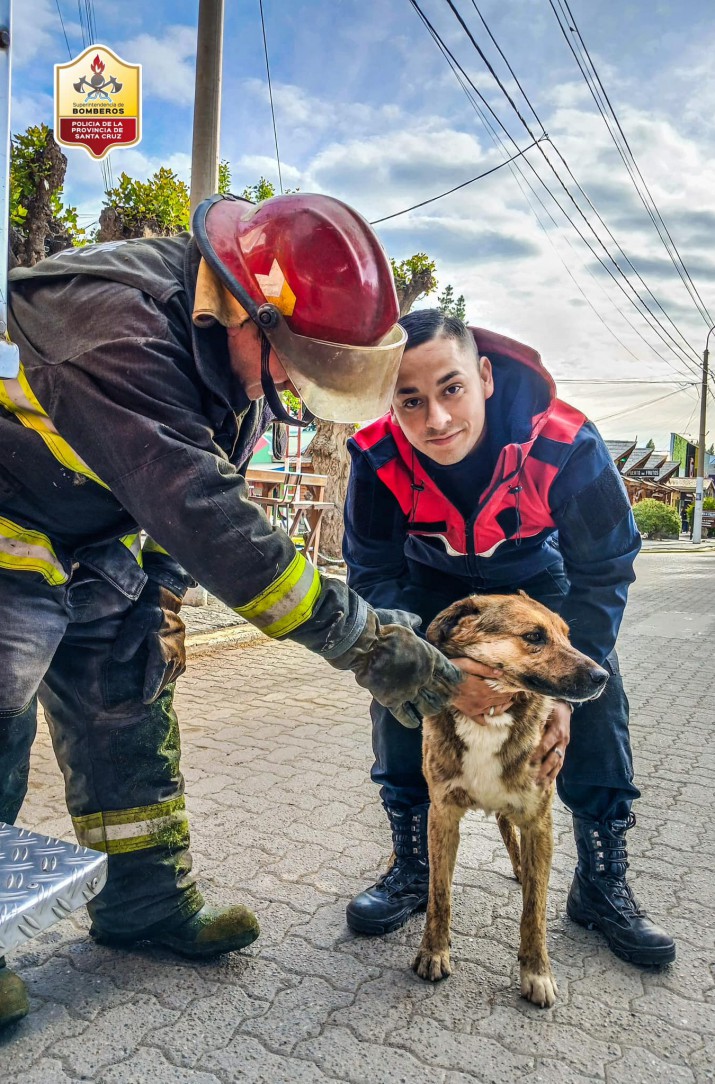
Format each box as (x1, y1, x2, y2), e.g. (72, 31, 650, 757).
(448, 712, 525, 816)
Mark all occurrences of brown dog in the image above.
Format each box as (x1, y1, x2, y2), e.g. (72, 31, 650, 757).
(412, 592, 608, 1008)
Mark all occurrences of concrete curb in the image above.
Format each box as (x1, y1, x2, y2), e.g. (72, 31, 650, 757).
(185, 621, 267, 656)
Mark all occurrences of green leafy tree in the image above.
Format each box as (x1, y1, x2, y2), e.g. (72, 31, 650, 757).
(390, 253, 437, 316)
(686, 496, 715, 537)
(646, 437, 655, 450)
(241, 176, 277, 202)
(218, 159, 232, 195)
(437, 283, 466, 321)
(9, 123, 83, 266)
(97, 167, 191, 241)
(632, 498, 681, 540)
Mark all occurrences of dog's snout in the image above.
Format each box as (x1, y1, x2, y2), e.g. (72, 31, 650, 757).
(589, 666, 608, 687)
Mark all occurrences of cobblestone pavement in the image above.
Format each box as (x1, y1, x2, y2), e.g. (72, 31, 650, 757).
(2, 554, 714, 1083)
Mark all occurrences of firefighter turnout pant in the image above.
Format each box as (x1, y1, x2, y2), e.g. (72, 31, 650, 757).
(0, 566, 203, 936)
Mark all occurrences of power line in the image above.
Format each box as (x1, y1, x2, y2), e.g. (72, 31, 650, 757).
(407, 2, 700, 382)
(557, 379, 699, 385)
(438, 0, 702, 372)
(549, 0, 714, 329)
(258, 0, 283, 194)
(54, 0, 72, 57)
(594, 387, 696, 424)
(408, 1, 702, 382)
(370, 139, 542, 224)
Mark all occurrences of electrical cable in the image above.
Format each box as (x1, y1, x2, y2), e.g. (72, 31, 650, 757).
(408, 0, 702, 380)
(594, 388, 694, 424)
(370, 139, 542, 224)
(258, 0, 284, 194)
(409, 5, 699, 382)
(438, 0, 702, 371)
(54, 0, 72, 58)
(550, 0, 714, 329)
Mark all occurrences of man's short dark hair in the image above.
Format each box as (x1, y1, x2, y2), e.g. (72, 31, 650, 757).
(398, 308, 476, 356)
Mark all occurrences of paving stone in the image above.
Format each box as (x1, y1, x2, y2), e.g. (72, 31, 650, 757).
(605, 1046, 696, 1083)
(50, 995, 179, 1078)
(98, 1047, 222, 1084)
(388, 1015, 535, 1079)
(147, 985, 268, 1068)
(202, 1035, 335, 1083)
(240, 976, 352, 1054)
(298, 1024, 446, 1084)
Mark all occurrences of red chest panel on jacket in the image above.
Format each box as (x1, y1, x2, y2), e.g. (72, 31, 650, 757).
(355, 403, 585, 557)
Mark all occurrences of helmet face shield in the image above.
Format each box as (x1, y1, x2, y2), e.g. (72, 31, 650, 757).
(193, 193, 406, 422)
(264, 313, 407, 423)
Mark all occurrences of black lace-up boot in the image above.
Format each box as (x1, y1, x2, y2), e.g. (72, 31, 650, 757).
(346, 803, 429, 935)
(567, 813, 675, 966)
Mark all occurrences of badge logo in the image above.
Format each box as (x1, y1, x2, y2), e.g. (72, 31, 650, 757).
(54, 45, 141, 160)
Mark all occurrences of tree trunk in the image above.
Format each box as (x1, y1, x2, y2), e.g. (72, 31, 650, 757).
(11, 130, 71, 268)
(395, 270, 436, 316)
(308, 421, 354, 561)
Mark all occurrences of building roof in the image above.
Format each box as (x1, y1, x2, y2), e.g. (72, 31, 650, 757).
(622, 446, 653, 473)
(656, 461, 679, 484)
(666, 477, 715, 493)
(605, 439, 637, 473)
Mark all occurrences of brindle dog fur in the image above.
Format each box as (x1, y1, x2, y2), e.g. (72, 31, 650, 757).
(412, 592, 607, 1008)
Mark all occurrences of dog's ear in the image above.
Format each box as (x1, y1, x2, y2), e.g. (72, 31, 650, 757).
(426, 597, 481, 650)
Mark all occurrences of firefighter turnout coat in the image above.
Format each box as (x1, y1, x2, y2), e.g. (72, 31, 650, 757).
(0, 234, 364, 654)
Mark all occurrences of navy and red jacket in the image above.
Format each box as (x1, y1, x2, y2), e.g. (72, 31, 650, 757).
(343, 328, 641, 666)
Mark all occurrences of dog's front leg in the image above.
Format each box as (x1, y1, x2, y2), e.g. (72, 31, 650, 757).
(413, 800, 461, 982)
(518, 800, 558, 1008)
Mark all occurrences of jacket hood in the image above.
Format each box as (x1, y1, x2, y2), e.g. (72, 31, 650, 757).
(470, 326, 556, 451)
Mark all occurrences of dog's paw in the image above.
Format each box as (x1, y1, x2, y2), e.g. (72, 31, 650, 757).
(412, 947, 452, 982)
(520, 966, 557, 1008)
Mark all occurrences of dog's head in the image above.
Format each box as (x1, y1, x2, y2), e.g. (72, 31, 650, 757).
(426, 592, 608, 703)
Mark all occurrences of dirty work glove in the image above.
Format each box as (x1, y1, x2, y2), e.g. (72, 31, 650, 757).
(112, 581, 186, 704)
(330, 609, 463, 728)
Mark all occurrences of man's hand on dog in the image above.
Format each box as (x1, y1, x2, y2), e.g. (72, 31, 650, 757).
(450, 658, 513, 722)
(531, 700, 572, 785)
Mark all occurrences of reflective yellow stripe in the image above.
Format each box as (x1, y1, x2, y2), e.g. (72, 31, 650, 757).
(234, 552, 322, 638)
(0, 364, 109, 489)
(72, 796, 188, 855)
(120, 532, 143, 566)
(142, 536, 169, 557)
(0, 516, 68, 585)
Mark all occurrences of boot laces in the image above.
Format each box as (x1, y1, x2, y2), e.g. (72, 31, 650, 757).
(590, 813, 643, 917)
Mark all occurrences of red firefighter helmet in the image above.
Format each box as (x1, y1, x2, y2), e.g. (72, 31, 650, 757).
(193, 192, 406, 422)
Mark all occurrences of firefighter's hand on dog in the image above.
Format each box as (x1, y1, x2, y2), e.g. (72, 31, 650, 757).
(449, 658, 514, 723)
(531, 701, 572, 785)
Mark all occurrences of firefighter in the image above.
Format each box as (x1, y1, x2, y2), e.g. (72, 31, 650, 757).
(343, 308, 676, 968)
(0, 194, 469, 1027)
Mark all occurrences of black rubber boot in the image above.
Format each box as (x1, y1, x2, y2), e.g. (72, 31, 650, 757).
(90, 903, 260, 958)
(0, 958, 29, 1028)
(346, 803, 429, 935)
(567, 813, 675, 966)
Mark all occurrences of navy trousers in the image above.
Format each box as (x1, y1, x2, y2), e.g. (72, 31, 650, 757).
(0, 568, 202, 935)
(371, 568, 640, 823)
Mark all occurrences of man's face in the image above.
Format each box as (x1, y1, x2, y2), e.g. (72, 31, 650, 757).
(226, 322, 295, 400)
(391, 334, 494, 465)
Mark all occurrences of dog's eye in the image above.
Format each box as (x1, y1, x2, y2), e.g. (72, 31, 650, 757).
(523, 630, 545, 645)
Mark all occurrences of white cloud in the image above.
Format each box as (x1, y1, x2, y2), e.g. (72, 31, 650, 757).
(117, 26, 196, 106)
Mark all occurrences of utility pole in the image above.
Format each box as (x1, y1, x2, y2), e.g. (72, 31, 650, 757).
(692, 324, 714, 544)
(189, 0, 224, 221)
(0, 0, 19, 377)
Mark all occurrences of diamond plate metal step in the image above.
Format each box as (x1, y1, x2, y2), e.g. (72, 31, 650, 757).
(0, 823, 108, 955)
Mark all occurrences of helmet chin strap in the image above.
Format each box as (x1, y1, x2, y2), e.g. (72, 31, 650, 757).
(260, 332, 310, 426)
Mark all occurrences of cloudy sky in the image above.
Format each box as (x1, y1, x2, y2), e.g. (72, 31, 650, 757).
(10, 0, 715, 448)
